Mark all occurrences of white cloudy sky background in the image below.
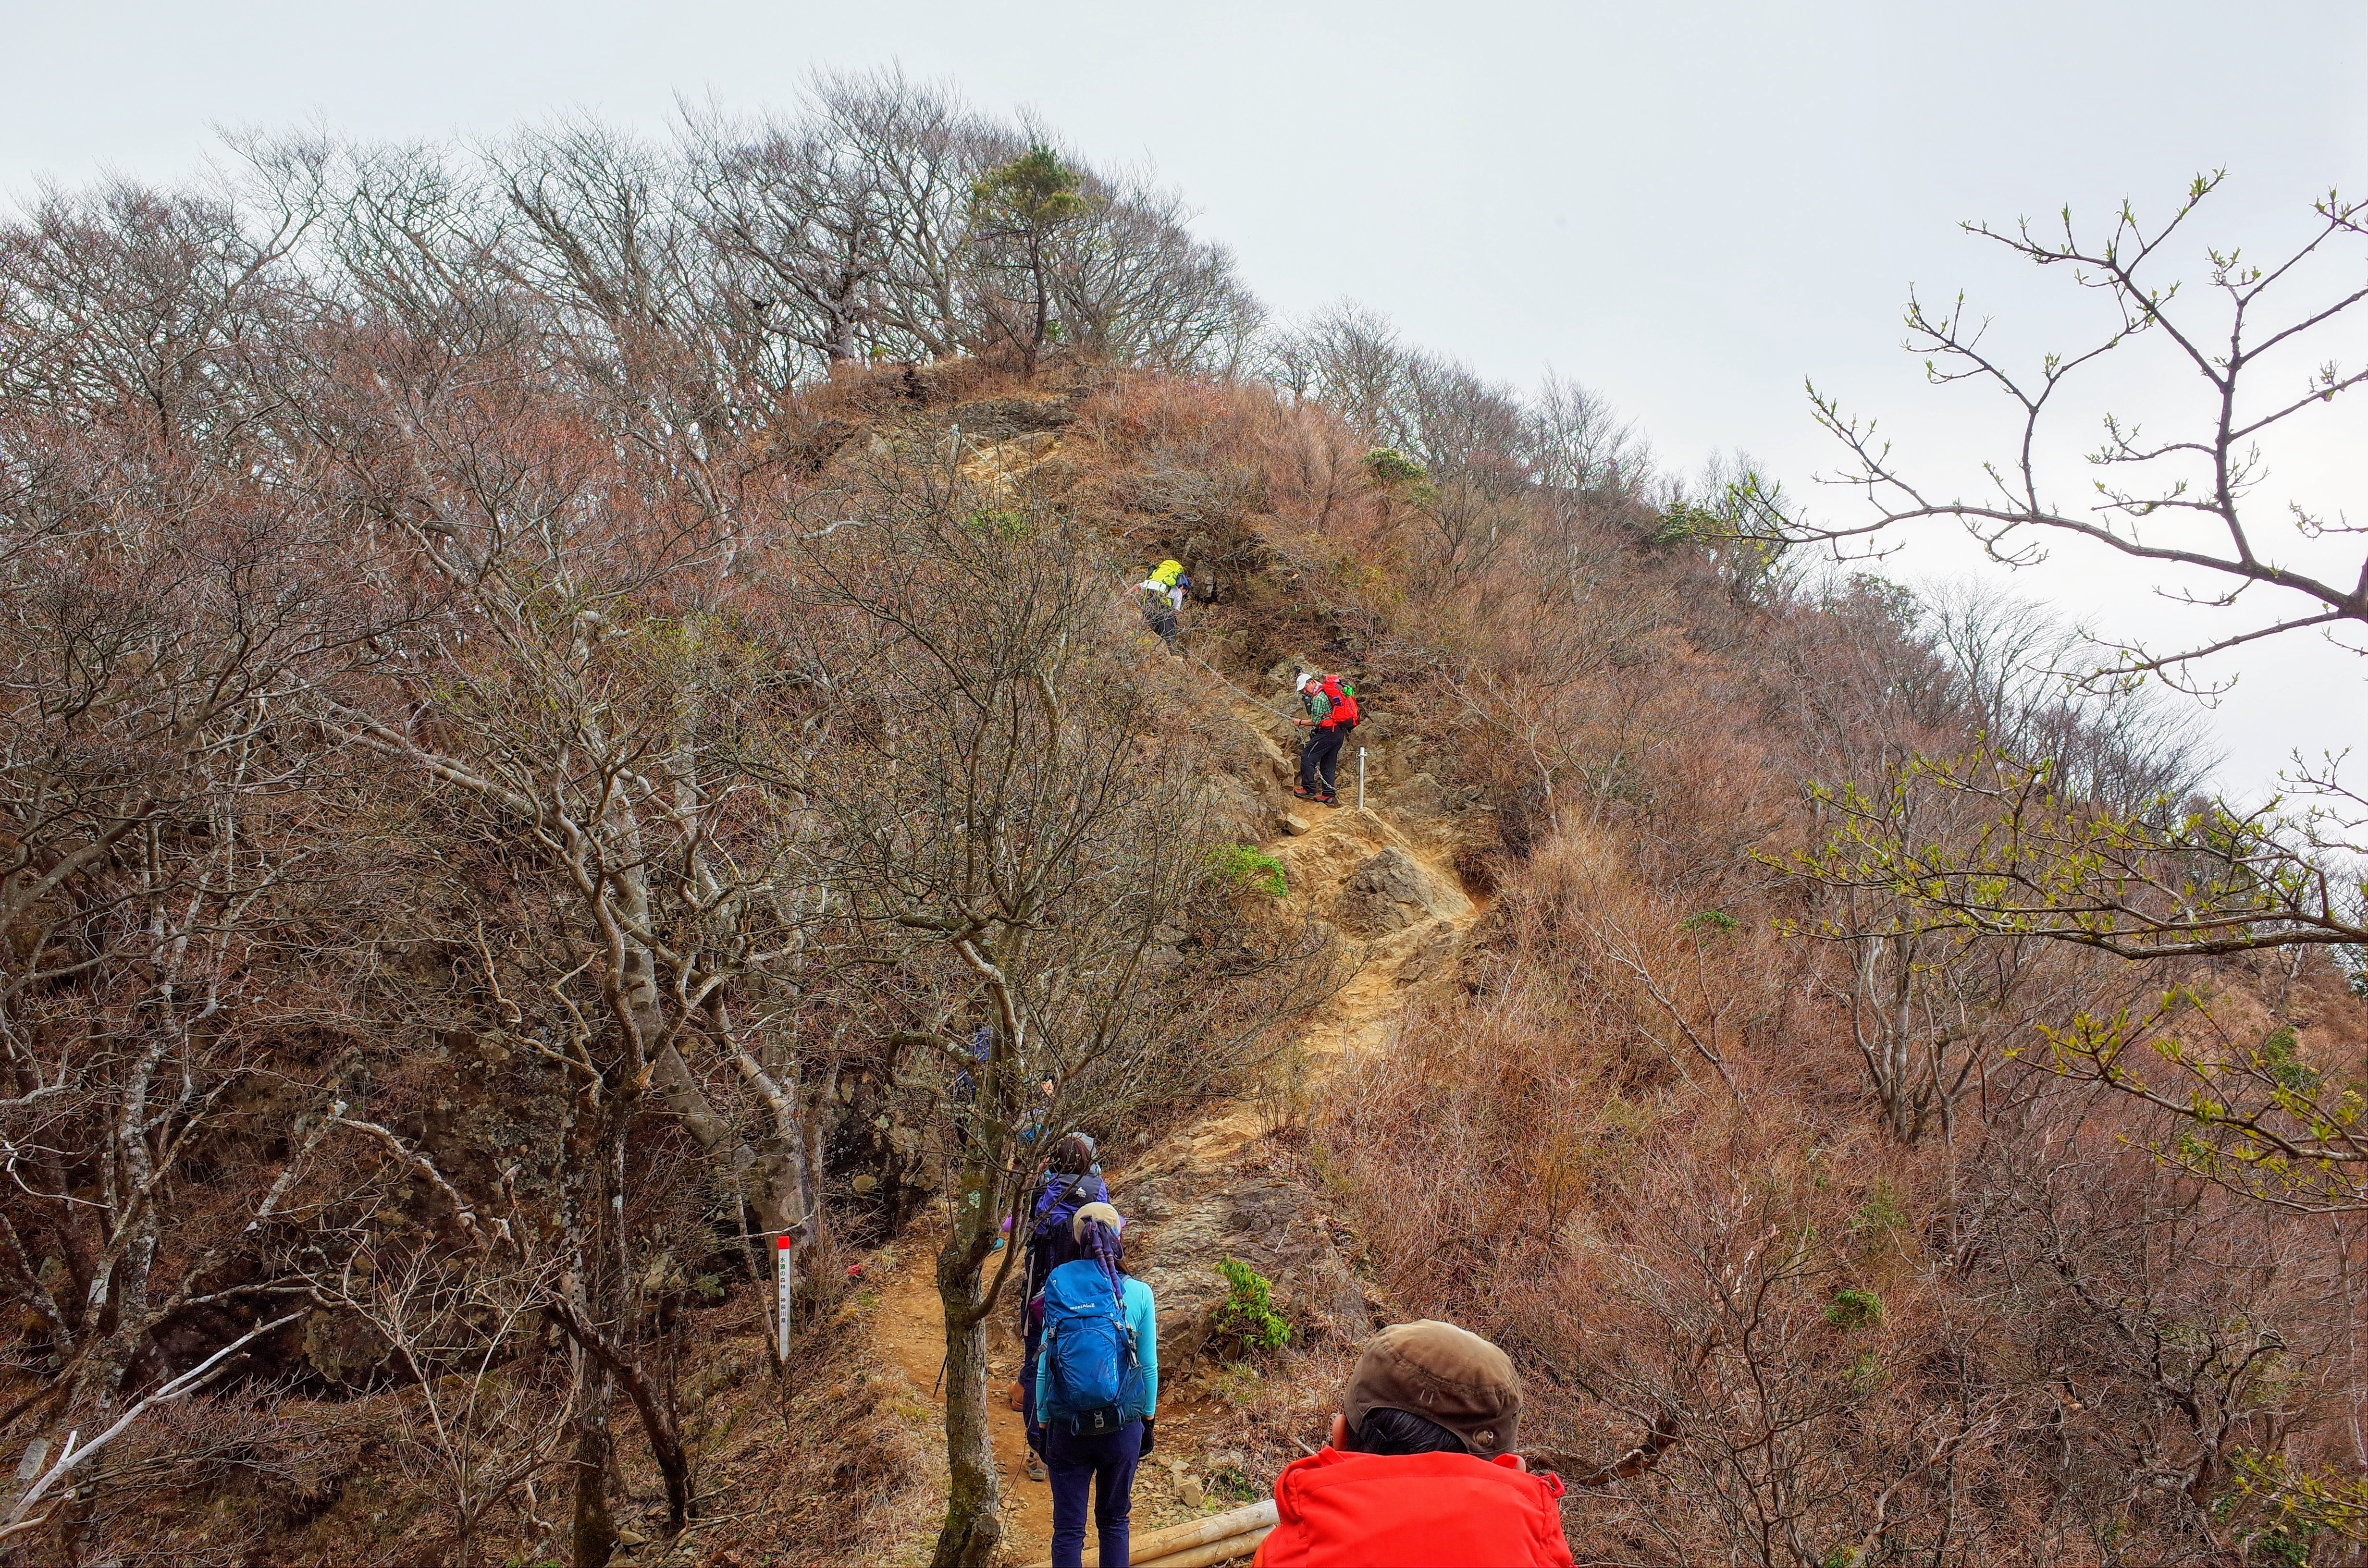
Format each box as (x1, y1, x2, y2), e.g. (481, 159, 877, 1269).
(5, 0, 2362, 794)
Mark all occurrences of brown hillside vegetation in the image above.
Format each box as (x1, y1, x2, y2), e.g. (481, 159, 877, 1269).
(3, 82, 2365, 1568)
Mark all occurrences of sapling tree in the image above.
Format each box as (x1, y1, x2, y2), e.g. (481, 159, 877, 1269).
(1773, 174, 2367, 685)
(968, 145, 1091, 377)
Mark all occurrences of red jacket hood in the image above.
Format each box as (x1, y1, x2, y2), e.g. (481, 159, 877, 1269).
(1253, 1446, 1575, 1568)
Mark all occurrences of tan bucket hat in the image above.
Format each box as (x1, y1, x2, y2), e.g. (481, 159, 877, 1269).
(1344, 1319, 1523, 1458)
(1070, 1200, 1124, 1242)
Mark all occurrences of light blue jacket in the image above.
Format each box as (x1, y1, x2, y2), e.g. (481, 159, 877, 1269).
(1036, 1270, 1159, 1426)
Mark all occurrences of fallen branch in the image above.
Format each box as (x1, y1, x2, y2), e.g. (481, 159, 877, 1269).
(1023, 1497, 1278, 1568)
(1535, 1407, 1682, 1488)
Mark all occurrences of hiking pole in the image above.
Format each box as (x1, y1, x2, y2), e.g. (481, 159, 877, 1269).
(1357, 748, 1367, 811)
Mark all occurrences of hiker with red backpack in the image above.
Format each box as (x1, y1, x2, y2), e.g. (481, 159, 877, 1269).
(1292, 670, 1359, 808)
(1018, 1133, 1111, 1479)
(1251, 1319, 1575, 1567)
(1035, 1202, 1158, 1568)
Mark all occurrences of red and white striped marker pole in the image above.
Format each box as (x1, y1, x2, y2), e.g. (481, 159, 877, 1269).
(775, 1233, 794, 1364)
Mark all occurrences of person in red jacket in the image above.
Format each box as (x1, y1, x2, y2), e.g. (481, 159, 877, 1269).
(1253, 1320, 1575, 1568)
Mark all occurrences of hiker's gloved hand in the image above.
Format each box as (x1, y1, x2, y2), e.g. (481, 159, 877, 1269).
(1140, 1418, 1156, 1456)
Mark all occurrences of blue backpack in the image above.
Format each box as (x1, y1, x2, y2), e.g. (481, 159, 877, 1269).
(1040, 1259, 1140, 1436)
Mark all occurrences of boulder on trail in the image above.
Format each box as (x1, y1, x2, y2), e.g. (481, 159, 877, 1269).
(1125, 1157, 1376, 1363)
(1329, 846, 1455, 937)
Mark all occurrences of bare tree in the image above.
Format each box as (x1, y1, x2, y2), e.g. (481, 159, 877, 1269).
(805, 67, 987, 362)
(0, 183, 419, 1565)
(303, 1240, 572, 1568)
(1047, 175, 1262, 374)
(1266, 305, 1537, 576)
(1776, 174, 2366, 688)
(789, 457, 1328, 1568)
(290, 355, 832, 1550)
(687, 107, 891, 371)
(1916, 581, 2217, 814)
(1524, 370, 1653, 497)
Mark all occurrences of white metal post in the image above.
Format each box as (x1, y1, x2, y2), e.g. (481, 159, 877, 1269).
(775, 1233, 794, 1364)
(1357, 748, 1366, 811)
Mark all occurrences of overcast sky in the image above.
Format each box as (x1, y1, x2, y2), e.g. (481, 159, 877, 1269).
(5, 0, 2362, 795)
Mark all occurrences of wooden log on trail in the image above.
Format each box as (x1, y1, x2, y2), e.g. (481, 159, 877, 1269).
(1022, 1496, 1278, 1567)
(1131, 1528, 1275, 1568)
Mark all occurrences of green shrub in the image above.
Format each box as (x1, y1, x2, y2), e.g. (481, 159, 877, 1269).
(1209, 1461, 1262, 1502)
(1854, 1181, 1906, 1239)
(1210, 844, 1287, 898)
(965, 507, 1031, 540)
(1650, 502, 1713, 548)
(2260, 1025, 2322, 1094)
(1211, 1257, 1290, 1356)
(1364, 447, 1428, 487)
(1827, 1287, 1882, 1330)
(2249, 1529, 2313, 1568)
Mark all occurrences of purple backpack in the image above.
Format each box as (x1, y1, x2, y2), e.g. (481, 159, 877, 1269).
(1025, 1168, 1108, 1293)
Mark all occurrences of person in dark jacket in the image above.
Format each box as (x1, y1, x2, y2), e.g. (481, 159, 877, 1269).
(1252, 1320, 1575, 1567)
(1019, 1133, 1109, 1477)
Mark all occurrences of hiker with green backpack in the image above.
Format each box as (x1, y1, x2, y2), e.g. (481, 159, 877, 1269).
(1293, 670, 1359, 807)
(1036, 1202, 1158, 1568)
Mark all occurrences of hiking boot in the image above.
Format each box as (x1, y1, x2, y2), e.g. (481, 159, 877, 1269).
(1317, 794, 1339, 807)
(1026, 1452, 1046, 1482)
(1292, 788, 1324, 802)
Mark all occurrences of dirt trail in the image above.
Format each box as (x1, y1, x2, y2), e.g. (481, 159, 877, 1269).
(874, 1251, 1056, 1561)
(869, 664, 1485, 1566)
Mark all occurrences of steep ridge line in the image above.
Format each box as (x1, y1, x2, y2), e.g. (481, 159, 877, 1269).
(870, 657, 1488, 1566)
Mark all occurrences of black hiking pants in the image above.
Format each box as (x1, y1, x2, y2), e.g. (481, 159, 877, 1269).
(1299, 724, 1345, 798)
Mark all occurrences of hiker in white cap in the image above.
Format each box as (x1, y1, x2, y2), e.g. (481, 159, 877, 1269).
(1292, 669, 1357, 807)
